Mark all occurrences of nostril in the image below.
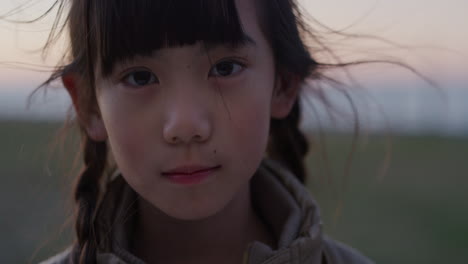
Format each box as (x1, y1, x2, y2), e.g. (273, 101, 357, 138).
(163, 118, 211, 144)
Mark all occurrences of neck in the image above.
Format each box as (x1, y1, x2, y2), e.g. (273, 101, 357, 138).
(131, 181, 276, 264)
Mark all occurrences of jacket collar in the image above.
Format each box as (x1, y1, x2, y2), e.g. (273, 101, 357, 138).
(245, 159, 324, 263)
(95, 159, 324, 264)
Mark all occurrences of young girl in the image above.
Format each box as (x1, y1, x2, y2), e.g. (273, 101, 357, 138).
(37, 0, 374, 263)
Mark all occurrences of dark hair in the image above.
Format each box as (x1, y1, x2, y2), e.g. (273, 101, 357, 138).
(18, 0, 345, 262)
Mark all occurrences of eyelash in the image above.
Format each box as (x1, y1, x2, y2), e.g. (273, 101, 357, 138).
(119, 59, 247, 88)
(209, 59, 246, 78)
(120, 67, 159, 88)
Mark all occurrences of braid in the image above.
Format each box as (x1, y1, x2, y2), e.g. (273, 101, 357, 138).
(73, 136, 107, 264)
(269, 99, 309, 183)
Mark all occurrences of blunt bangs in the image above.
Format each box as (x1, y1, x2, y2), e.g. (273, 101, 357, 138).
(89, 0, 247, 76)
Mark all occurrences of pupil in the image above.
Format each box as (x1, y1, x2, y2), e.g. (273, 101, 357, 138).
(134, 71, 151, 85)
(217, 62, 233, 76)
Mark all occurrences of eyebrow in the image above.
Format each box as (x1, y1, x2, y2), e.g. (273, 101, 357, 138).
(240, 33, 257, 46)
(135, 33, 257, 63)
(202, 33, 257, 53)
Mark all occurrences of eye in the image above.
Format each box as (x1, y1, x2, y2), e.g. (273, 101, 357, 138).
(209, 60, 244, 78)
(122, 70, 158, 87)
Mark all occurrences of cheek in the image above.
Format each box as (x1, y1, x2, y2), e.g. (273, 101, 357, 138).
(234, 104, 269, 143)
(225, 90, 272, 170)
(109, 123, 145, 164)
(98, 92, 157, 177)
(223, 70, 275, 162)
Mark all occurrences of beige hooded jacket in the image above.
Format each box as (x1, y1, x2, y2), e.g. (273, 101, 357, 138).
(41, 159, 373, 264)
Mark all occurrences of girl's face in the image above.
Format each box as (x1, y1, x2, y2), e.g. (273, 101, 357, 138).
(88, 0, 296, 220)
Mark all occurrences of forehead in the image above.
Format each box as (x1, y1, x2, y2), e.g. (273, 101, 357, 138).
(90, 0, 266, 76)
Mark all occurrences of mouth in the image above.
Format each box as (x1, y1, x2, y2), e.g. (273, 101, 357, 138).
(161, 165, 221, 185)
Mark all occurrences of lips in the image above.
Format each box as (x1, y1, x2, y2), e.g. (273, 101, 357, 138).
(162, 165, 221, 175)
(161, 165, 221, 185)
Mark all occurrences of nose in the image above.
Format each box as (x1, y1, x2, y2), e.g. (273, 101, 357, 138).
(163, 101, 212, 145)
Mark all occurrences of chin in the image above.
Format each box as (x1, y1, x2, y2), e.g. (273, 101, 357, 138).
(166, 202, 228, 221)
(162, 198, 229, 221)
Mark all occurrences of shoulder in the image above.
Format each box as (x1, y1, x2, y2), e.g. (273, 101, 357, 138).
(322, 236, 374, 264)
(39, 247, 73, 264)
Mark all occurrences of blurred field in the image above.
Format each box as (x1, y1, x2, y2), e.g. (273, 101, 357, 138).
(1, 120, 467, 263)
